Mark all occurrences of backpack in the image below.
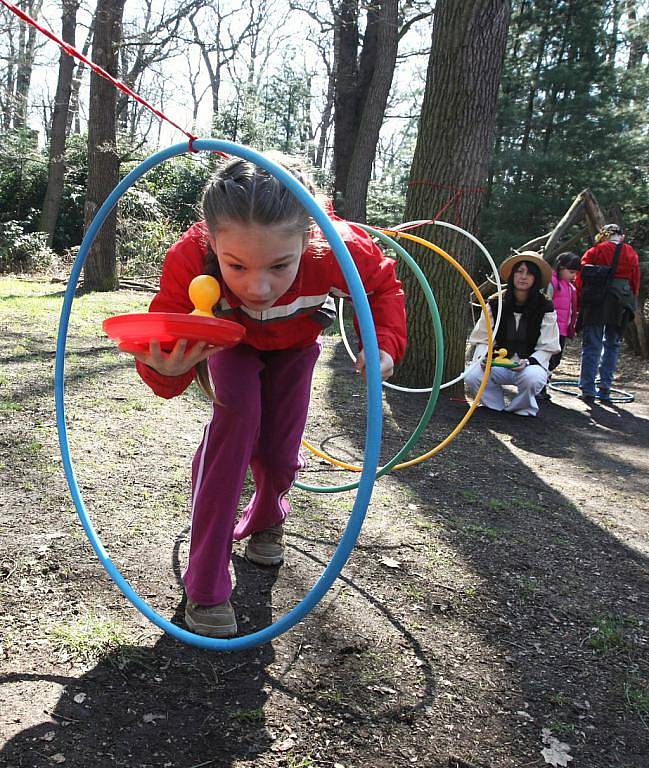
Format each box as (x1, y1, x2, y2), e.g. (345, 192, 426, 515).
(580, 242, 623, 308)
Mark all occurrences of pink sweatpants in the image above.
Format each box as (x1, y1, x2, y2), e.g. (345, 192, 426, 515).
(183, 342, 320, 605)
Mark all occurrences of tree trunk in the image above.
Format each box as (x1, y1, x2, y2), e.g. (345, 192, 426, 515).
(315, 59, 335, 169)
(626, 0, 647, 69)
(397, 0, 511, 392)
(332, 0, 399, 222)
(607, 0, 621, 64)
(40, 0, 80, 247)
(12, 0, 44, 128)
(0, 13, 17, 130)
(542, 189, 587, 259)
(83, 0, 126, 292)
(343, 0, 398, 222)
(582, 188, 606, 239)
(66, 19, 94, 134)
(540, 4, 571, 154)
(190, 14, 223, 126)
(332, 0, 359, 216)
(628, 309, 649, 358)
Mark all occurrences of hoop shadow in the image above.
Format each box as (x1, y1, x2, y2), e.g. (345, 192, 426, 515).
(0, 534, 280, 768)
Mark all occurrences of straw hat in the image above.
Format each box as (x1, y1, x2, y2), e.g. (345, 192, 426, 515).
(498, 251, 552, 289)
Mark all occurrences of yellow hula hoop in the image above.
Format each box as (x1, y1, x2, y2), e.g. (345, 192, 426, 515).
(301, 230, 494, 472)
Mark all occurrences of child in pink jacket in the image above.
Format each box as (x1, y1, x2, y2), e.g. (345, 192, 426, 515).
(547, 251, 580, 371)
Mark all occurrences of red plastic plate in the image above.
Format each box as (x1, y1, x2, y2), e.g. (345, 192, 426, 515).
(103, 312, 246, 353)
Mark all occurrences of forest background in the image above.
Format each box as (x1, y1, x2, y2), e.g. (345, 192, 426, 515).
(0, 0, 648, 381)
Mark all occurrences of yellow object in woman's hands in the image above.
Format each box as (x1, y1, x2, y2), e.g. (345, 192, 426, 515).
(492, 348, 518, 368)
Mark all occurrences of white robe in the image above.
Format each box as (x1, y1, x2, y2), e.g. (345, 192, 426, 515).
(465, 304, 561, 416)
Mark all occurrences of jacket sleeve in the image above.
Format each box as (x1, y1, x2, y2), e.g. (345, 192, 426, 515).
(567, 285, 578, 337)
(329, 221, 407, 363)
(467, 305, 494, 363)
(529, 310, 562, 368)
(630, 246, 641, 295)
(575, 247, 596, 294)
(135, 227, 206, 399)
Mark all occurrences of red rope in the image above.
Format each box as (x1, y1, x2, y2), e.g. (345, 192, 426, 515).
(409, 180, 486, 195)
(408, 180, 485, 225)
(0, 0, 227, 156)
(432, 189, 462, 223)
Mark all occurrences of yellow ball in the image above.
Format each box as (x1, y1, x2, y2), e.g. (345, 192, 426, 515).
(189, 275, 221, 317)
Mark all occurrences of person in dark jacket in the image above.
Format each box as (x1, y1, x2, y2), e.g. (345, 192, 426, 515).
(576, 224, 640, 403)
(465, 251, 561, 417)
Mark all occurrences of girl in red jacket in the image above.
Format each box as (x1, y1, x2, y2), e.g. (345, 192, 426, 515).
(126, 154, 407, 637)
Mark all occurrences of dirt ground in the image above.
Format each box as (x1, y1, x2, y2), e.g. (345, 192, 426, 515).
(1, 277, 648, 768)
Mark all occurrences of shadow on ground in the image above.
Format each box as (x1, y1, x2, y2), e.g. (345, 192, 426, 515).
(0, 552, 279, 768)
(317, 337, 649, 765)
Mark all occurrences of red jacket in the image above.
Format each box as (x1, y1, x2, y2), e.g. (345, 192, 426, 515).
(576, 240, 641, 296)
(137, 219, 407, 398)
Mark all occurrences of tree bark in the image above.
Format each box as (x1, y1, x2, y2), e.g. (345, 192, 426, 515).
(397, 0, 511, 392)
(332, 0, 399, 222)
(40, 0, 80, 247)
(581, 188, 606, 239)
(626, 0, 647, 69)
(542, 190, 586, 259)
(344, 0, 398, 222)
(332, 0, 359, 215)
(12, 0, 44, 128)
(83, 0, 126, 292)
(315, 56, 335, 169)
(66, 19, 94, 134)
(0, 15, 16, 130)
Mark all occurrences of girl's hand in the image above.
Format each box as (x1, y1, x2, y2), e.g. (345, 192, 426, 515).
(119, 339, 221, 377)
(355, 349, 395, 381)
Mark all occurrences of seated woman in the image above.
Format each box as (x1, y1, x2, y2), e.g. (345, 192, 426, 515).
(465, 251, 561, 417)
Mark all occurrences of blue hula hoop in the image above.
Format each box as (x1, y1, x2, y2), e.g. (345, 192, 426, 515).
(55, 138, 383, 651)
(548, 378, 635, 403)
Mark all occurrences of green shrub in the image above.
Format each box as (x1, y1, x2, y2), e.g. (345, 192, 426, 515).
(53, 133, 88, 252)
(0, 129, 48, 231)
(143, 154, 213, 229)
(0, 221, 59, 274)
(117, 215, 182, 277)
(366, 180, 407, 227)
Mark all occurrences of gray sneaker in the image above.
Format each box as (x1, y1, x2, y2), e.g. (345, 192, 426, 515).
(185, 599, 237, 637)
(245, 524, 284, 566)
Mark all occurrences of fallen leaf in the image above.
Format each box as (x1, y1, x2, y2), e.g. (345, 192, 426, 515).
(380, 557, 401, 569)
(50, 755, 66, 764)
(73, 693, 86, 704)
(271, 737, 295, 752)
(41, 731, 56, 742)
(541, 734, 573, 766)
(142, 712, 166, 724)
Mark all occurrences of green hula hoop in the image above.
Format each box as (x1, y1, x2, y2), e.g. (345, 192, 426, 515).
(296, 224, 444, 494)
